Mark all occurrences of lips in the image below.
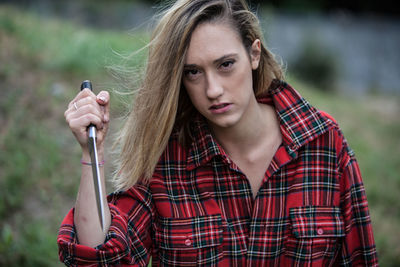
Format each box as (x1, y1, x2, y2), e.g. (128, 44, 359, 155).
(210, 103, 229, 109)
(209, 103, 232, 113)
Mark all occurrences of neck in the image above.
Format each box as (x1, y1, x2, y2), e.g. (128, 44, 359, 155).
(211, 100, 281, 157)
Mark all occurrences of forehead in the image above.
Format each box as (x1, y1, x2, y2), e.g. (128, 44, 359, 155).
(185, 22, 245, 64)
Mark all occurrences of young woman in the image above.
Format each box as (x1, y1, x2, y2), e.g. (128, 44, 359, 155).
(59, 0, 378, 266)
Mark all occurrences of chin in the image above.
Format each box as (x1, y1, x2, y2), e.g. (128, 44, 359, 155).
(208, 116, 240, 130)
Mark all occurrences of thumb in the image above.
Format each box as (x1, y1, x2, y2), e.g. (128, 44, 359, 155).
(96, 91, 110, 104)
(96, 91, 110, 122)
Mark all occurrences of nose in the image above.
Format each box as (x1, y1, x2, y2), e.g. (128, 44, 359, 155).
(205, 73, 223, 99)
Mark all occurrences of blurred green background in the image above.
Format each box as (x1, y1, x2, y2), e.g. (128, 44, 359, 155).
(0, 0, 399, 266)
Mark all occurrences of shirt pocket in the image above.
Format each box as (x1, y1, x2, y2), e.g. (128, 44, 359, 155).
(155, 214, 224, 266)
(285, 206, 345, 261)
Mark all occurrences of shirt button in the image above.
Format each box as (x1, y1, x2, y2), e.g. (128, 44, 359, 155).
(184, 238, 192, 246)
(317, 228, 324, 235)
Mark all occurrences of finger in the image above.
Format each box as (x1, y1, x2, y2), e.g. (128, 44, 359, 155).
(69, 114, 104, 132)
(96, 91, 110, 122)
(66, 91, 101, 120)
(96, 91, 110, 105)
(67, 104, 104, 127)
(68, 88, 96, 109)
(75, 96, 100, 111)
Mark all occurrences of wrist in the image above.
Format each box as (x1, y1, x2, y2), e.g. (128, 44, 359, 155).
(82, 147, 105, 162)
(81, 158, 105, 167)
(81, 149, 91, 162)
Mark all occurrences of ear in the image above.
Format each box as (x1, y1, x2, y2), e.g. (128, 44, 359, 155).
(250, 39, 261, 70)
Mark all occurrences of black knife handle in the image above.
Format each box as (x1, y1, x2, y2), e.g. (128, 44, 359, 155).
(80, 80, 92, 91)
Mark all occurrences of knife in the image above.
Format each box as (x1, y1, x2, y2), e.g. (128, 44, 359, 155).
(80, 80, 106, 233)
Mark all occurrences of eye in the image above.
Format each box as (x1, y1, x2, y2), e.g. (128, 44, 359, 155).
(184, 69, 201, 80)
(220, 60, 235, 71)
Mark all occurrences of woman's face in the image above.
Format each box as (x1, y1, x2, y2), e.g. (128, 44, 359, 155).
(182, 22, 261, 132)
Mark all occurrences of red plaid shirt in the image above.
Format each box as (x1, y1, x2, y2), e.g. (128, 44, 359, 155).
(58, 81, 378, 266)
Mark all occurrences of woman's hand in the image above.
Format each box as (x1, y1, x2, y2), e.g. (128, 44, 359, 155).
(64, 89, 110, 154)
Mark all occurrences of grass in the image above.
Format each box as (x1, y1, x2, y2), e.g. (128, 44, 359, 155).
(0, 5, 147, 266)
(0, 5, 399, 266)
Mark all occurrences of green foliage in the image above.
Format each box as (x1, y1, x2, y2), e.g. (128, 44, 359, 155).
(0, 87, 66, 266)
(0, 5, 147, 266)
(0, 221, 60, 266)
(0, 5, 147, 76)
(290, 39, 338, 91)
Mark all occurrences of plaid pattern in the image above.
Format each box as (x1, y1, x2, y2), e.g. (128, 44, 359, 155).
(289, 206, 344, 238)
(58, 81, 378, 266)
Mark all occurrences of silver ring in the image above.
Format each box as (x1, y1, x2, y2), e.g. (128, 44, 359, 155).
(73, 102, 78, 111)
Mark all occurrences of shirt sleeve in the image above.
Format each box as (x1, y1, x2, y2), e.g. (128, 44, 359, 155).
(57, 183, 153, 266)
(337, 139, 379, 266)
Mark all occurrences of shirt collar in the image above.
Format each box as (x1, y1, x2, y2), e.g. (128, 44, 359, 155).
(186, 117, 226, 171)
(268, 81, 335, 152)
(186, 80, 335, 170)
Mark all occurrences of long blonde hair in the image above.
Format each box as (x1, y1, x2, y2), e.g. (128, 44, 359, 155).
(113, 0, 283, 191)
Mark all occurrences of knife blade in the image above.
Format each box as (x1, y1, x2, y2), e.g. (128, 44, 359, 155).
(80, 80, 106, 233)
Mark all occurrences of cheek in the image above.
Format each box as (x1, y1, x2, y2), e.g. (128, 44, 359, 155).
(182, 80, 194, 100)
(183, 84, 203, 110)
(233, 64, 254, 93)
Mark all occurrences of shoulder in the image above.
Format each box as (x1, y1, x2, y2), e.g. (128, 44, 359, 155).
(318, 109, 342, 143)
(312, 109, 354, 165)
(319, 110, 338, 125)
(316, 109, 344, 145)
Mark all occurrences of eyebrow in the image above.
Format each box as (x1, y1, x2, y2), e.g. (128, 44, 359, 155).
(184, 53, 238, 69)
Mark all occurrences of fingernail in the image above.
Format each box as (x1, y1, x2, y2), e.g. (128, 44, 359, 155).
(98, 96, 106, 103)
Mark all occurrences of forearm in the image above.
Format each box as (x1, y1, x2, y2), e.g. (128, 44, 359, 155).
(74, 148, 111, 248)
(58, 176, 154, 266)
